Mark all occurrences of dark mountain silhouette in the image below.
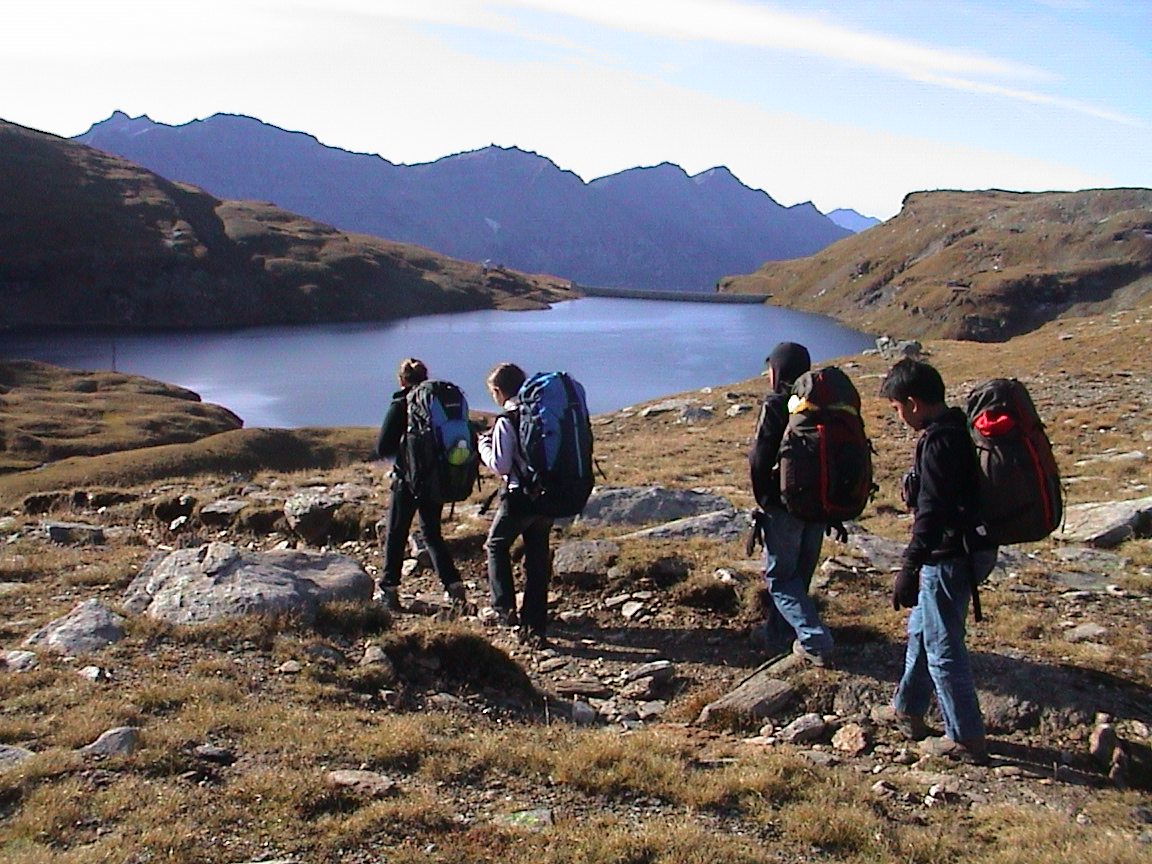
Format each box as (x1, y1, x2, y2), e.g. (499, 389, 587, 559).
(721, 188, 1152, 341)
(74, 112, 851, 292)
(0, 120, 571, 331)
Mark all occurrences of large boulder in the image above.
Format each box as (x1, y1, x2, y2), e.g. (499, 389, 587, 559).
(123, 541, 372, 625)
(619, 509, 751, 541)
(579, 486, 733, 527)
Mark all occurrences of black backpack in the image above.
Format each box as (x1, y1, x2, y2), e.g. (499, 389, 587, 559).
(514, 372, 594, 518)
(966, 378, 1062, 546)
(402, 380, 479, 505)
(776, 366, 875, 523)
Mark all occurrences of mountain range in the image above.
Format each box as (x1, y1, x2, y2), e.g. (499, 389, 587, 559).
(0, 120, 571, 331)
(75, 112, 857, 293)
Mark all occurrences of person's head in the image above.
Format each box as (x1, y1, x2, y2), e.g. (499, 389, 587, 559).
(486, 362, 526, 405)
(879, 358, 947, 430)
(396, 358, 428, 388)
(765, 342, 811, 393)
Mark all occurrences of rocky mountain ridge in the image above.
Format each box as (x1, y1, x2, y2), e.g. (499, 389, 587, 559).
(74, 111, 852, 292)
(721, 188, 1152, 341)
(0, 120, 571, 331)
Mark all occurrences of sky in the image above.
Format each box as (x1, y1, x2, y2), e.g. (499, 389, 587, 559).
(5, 0, 1150, 219)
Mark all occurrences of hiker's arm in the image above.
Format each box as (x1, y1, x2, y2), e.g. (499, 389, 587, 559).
(749, 397, 785, 510)
(375, 398, 405, 461)
(480, 415, 516, 476)
(902, 433, 967, 568)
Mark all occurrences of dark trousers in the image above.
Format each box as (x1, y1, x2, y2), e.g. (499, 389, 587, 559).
(485, 490, 553, 635)
(380, 477, 458, 589)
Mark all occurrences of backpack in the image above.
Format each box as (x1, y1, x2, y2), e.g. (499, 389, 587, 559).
(966, 378, 1062, 546)
(402, 380, 479, 504)
(777, 366, 874, 523)
(513, 371, 594, 518)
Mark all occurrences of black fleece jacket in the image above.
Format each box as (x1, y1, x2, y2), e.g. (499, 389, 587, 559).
(902, 406, 980, 569)
(749, 392, 788, 510)
(375, 388, 409, 463)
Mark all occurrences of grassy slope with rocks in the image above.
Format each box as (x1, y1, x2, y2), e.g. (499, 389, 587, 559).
(0, 310, 1149, 863)
(0, 120, 573, 331)
(720, 188, 1152, 341)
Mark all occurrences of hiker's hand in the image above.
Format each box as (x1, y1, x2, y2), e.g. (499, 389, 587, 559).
(825, 522, 848, 544)
(892, 564, 920, 610)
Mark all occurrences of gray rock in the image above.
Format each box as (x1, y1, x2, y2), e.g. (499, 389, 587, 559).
(80, 726, 141, 757)
(360, 645, 398, 685)
(696, 670, 795, 725)
(1050, 571, 1113, 592)
(678, 406, 714, 423)
(193, 744, 236, 764)
(620, 601, 646, 620)
(493, 808, 554, 831)
(637, 700, 667, 721)
(122, 541, 371, 625)
(78, 665, 110, 682)
(570, 700, 599, 726)
(980, 693, 1041, 733)
(726, 404, 753, 418)
(0, 744, 35, 769)
(619, 677, 656, 701)
(800, 750, 840, 767)
(325, 769, 397, 798)
(1066, 622, 1108, 643)
(619, 509, 750, 541)
(778, 713, 827, 744)
(42, 520, 105, 545)
(198, 498, 250, 525)
(2, 650, 38, 671)
(832, 722, 871, 755)
(1051, 546, 1129, 571)
(846, 531, 906, 573)
(552, 540, 619, 585)
(1054, 496, 1152, 547)
(579, 486, 733, 527)
(23, 599, 125, 655)
(624, 660, 675, 684)
(640, 399, 696, 417)
(284, 491, 342, 545)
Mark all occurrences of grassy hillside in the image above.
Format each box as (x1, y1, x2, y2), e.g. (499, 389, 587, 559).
(0, 120, 573, 330)
(720, 188, 1152, 341)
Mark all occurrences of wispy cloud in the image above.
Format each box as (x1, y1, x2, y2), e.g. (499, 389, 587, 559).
(346, 0, 1140, 125)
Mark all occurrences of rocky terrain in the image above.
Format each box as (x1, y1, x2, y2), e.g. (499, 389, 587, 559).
(0, 310, 1149, 862)
(720, 188, 1152, 341)
(0, 121, 572, 331)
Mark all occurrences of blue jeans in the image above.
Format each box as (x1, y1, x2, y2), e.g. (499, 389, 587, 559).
(485, 490, 553, 635)
(759, 508, 833, 657)
(893, 557, 985, 742)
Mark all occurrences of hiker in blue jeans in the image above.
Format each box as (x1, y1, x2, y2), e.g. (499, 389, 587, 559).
(749, 342, 835, 666)
(878, 358, 989, 765)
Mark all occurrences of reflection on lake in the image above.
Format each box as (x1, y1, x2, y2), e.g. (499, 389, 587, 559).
(1, 298, 873, 427)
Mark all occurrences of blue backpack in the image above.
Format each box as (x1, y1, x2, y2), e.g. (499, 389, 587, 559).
(514, 372, 594, 518)
(403, 380, 479, 504)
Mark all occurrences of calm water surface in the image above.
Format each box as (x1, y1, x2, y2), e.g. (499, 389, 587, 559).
(1, 298, 872, 427)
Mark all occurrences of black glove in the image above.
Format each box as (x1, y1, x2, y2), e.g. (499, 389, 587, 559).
(892, 563, 921, 610)
(825, 521, 848, 544)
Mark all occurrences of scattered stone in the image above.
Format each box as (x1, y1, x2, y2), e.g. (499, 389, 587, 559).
(2, 650, 38, 671)
(832, 723, 871, 756)
(696, 669, 795, 725)
(619, 677, 657, 701)
(428, 693, 468, 711)
(122, 541, 372, 625)
(78, 665, 110, 682)
(1052, 546, 1129, 571)
(624, 660, 675, 685)
(678, 406, 714, 423)
(570, 700, 598, 726)
(198, 498, 250, 526)
(1054, 496, 1152, 547)
(800, 750, 839, 767)
(620, 600, 646, 620)
(278, 660, 302, 674)
(871, 779, 898, 797)
(23, 599, 125, 655)
(80, 726, 141, 757)
(284, 492, 342, 545)
(1050, 571, 1113, 592)
(637, 701, 667, 721)
(639, 399, 696, 417)
(0, 744, 36, 769)
(619, 509, 750, 541)
(604, 594, 631, 608)
(194, 744, 237, 764)
(42, 520, 105, 545)
(846, 531, 906, 573)
(1066, 623, 1108, 643)
(552, 540, 619, 586)
(579, 486, 733, 527)
(778, 713, 827, 744)
(555, 677, 613, 698)
(537, 657, 570, 673)
(326, 769, 397, 798)
(360, 646, 398, 684)
(493, 808, 553, 831)
(725, 404, 753, 418)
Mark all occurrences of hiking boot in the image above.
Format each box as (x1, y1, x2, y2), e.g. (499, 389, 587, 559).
(791, 640, 833, 668)
(442, 582, 475, 617)
(918, 736, 990, 766)
(872, 705, 934, 741)
(516, 626, 550, 649)
(479, 606, 519, 627)
(374, 585, 402, 612)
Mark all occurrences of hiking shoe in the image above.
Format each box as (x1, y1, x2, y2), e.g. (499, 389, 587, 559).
(872, 705, 934, 741)
(479, 606, 518, 627)
(791, 640, 833, 668)
(374, 585, 402, 611)
(918, 736, 990, 766)
(516, 626, 549, 649)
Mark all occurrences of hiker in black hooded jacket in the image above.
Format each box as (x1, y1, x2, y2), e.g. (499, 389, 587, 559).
(374, 358, 466, 611)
